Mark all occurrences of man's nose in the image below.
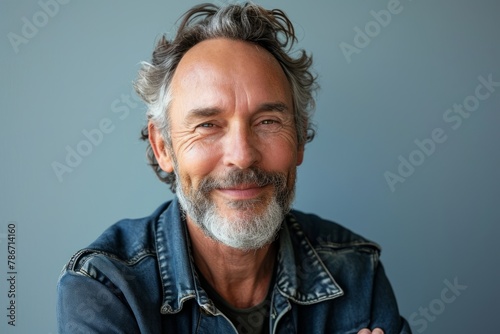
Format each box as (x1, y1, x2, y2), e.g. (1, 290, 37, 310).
(222, 124, 260, 169)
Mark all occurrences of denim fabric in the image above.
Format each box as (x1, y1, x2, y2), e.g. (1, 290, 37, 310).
(57, 199, 412, 333)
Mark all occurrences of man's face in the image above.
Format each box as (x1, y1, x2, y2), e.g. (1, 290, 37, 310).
(155, 38, 304, 250)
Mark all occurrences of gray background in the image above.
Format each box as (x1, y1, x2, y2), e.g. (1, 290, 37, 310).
(1, 0, 499, 333)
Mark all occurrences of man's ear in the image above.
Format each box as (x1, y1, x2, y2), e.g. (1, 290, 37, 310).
(148, 121, 174, 173)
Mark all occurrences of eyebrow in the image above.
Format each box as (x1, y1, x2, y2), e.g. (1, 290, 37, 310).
(185, 102, 290, 120)
(186, 107, 222, 120)
(258, 102, 289, 113)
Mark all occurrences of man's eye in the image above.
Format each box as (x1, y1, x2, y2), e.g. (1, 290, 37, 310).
(256, 119, 283, 133)
(194, 122, 219, 134)
(197, 123, 214, 128)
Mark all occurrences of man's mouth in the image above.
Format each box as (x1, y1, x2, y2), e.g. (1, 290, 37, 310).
(216, 183, 269, 200)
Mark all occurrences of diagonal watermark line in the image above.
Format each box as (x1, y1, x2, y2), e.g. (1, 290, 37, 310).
(7, 0, 72, 54)
(383, 73, 499, 192)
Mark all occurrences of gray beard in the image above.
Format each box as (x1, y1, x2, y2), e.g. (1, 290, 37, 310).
(175, 167, 295, 251)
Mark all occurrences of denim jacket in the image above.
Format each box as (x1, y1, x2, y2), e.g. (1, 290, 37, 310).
(57, 199, 411, 333)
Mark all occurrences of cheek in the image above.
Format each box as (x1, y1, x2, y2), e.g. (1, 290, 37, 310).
(260, 133, 300, 168)
(266, 148, 293, 166)
(177, 141, 221, 184)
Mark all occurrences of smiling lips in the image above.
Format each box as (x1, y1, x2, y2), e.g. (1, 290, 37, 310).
(216, 184, 269, 200)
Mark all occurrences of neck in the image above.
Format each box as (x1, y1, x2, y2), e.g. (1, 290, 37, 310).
(186, 216, 277, 309)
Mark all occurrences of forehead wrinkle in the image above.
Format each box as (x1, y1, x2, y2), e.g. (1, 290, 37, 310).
(171, 38, 293, 125)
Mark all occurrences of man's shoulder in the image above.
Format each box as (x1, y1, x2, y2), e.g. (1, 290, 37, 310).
(64, 201, 173, 272)
(288, 209, 381, 254)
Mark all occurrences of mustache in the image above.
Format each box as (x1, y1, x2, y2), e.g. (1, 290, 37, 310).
(197, 167, 288, 194)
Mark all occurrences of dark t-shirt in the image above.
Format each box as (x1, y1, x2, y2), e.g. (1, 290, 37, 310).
(197, 271, 273, 334)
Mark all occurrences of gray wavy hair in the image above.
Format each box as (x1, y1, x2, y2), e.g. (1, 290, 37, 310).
(134, 2, 317, 192)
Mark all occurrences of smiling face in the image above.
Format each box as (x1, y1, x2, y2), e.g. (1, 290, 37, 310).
(150, 38, 304, 250)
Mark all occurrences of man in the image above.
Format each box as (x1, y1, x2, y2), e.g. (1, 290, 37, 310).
(57, 3, 411, 333)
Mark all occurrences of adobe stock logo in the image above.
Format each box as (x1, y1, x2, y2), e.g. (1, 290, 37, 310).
(339, 0, 410, 64)
(384, 73, 499, 192)
(409, 277, 467, 333)
(7, 0, 72, 54)
(51, 89, 140, 182)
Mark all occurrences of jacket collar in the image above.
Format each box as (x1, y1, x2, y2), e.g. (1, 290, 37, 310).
(155, 199, 343, 314)
(155, 199, 200, 314)
(275, 213, 344, 304)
